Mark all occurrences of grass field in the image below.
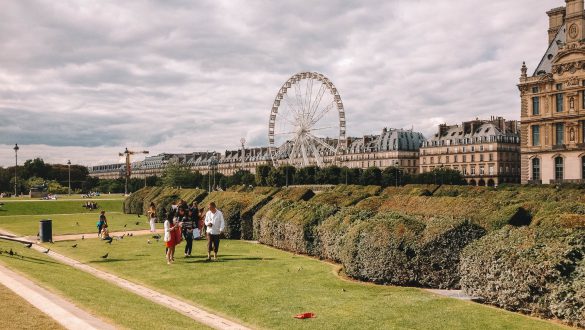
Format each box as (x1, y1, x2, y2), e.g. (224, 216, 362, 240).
(0, 199, 123, 216)
(0, 282, 64, 330)
(0, 240, 209, 330)
(46, 238, 569, 330)
(0, 212, 160, 237)
(2, 194, 125, 201)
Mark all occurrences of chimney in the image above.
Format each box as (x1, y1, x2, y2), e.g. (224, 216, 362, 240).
(565, 0, 585, 44)
(547, 6, 566, 44)
(438, 124, 448, 137)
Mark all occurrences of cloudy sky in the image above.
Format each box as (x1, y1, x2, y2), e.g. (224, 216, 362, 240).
(0, 0, 557, 167)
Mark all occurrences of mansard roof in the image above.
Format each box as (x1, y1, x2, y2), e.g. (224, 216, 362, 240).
(534, 24, 566, 76)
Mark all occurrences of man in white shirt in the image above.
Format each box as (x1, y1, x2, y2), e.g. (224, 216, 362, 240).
(204, 202, 225, 261)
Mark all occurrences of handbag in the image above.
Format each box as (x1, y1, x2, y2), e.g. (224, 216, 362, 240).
(193, 228, 201, 239)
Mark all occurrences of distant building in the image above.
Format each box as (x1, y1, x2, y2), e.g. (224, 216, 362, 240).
(420, 117, 520, 186)
(88, 127, 425, 179)
(518, 0, 585, 184)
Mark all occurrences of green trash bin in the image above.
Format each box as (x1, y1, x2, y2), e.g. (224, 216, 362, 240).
(39, 219, 52, 242)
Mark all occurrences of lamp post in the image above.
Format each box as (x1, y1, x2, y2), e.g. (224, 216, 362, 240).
(13, 144, 19, 197)
(240, 137, 246, 171)
(67, 160, 71, 196)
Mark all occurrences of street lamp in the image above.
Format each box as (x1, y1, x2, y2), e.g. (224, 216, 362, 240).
(13, 144, 19, 197)
(67, 160, 71, 196)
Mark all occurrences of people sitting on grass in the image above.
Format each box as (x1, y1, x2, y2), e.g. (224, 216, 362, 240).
(97, 211, 108, 238)
(204, 202, 225, 261)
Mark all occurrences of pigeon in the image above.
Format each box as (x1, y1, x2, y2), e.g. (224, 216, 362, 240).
(341, 288, 347, 292)
(101, 253, 109, 259)
(43, 248, 50, 254)
(121, 234, 125, 238)
(129, 233, 134, 237)
(9, 249, 14, 256)
(25, 243, 32, 248)
(147, 240, 151, 244)
(152, 234, 161, 239)
(137, 214, 141, 218)
(135, 221, 140, 226)
(124, 224, 127, 228)
(82, 235, 85, 240)
(76, 222, 79, 226)
(72, 244, 77, 248)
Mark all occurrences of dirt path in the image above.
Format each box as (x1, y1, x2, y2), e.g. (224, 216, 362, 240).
(0, 263, 115, 330)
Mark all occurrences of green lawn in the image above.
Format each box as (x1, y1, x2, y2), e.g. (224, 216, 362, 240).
(1, 194, 125, 201)
(46, 238, 569, 330)
(0, 240, 209, 330)
(0, 200, 123, 216)
(0, 212, 159, 237)
(0, 282, 64, 330)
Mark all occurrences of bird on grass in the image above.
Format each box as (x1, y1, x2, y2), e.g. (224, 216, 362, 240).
(76, 222, 79, 226)
(9, 249, 14, 256)
(152, 234, 161, 239)
(135, 221, 140, 226)
(101, 253, 109, 259)
(123, 224, 127, 228)
(43, 248, 50, 254)
(82, 235, 85, 240)
(121, 234, 125, 239)
(129, 233, 134, 237)
(147, 240, 151, 244)
(71, 244, 77, 248)
(137, 214, 141, 218)
(25, 243, 32, 248)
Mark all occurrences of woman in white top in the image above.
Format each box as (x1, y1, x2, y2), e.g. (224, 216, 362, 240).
(164, 216, 179, 264)
(147, 202, 157, 232)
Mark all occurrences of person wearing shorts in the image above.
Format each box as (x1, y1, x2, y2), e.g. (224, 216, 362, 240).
(204, 202, 225, 261)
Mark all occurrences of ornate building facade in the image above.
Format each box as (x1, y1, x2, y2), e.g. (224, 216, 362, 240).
(419, 117, 521, 186)
(518, 0, 585, 184)
(88, 127, 425, 179)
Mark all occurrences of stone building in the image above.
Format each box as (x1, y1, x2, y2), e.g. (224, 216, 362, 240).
(88, 127, 425, 179)
(518, 0, 585, 184)
(419, 117, 521, 186)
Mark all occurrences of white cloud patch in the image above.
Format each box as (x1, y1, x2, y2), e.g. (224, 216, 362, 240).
(0, 0, 555, 166)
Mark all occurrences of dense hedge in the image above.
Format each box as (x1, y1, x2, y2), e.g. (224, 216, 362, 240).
(253, 199, 338, 254)
(202, 191, 273, 239)
(310, 185, 382, 207)
(460, 227, 585, 327)
(123, 187, 207, 221)
(272, 187, 315, 202)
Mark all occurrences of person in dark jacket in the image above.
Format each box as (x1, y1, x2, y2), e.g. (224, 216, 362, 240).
(179, 208, 195, 257)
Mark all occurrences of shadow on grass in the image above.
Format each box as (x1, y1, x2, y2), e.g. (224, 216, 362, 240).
(89, 258, 139, 263)
(183, 256, 274, 264)
(0, 254, 61, 265)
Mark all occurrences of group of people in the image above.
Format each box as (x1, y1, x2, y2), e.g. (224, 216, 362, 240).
(156, 200, 225, 265)
(84, 201, 99, 210)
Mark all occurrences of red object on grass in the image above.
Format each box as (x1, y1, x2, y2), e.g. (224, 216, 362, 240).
(294, 312, 316, 319)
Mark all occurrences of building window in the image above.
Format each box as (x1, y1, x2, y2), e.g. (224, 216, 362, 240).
(555, 156, 564, 181)
(470, 167, 476, 175)
(532, 158, 540, 181)
(582, 120, 585, 143)
(555, 123, 564, 145)
(489, 153, 494, 161)
(489, 165, 494, 175)
(462, 155, 467, 162)
(471, 146, 475, 152)
(480, 154, 484, 162)
(532, 96, 540, 115)
(532, 125, 540, 146)
(582, 156, 585, 179)
(454, 155, 458, 163)
(430, 157, 434, 164)
(479, 166, 485, 175)
(556, 93, 564, 112)
(471, 155, 475, 162)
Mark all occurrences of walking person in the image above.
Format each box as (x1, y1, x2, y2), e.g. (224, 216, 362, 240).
(204, 202, 225, 261)
(182, 208, 196, 257)
(97, 211, 107, 238)
(147, 202, 157, 232)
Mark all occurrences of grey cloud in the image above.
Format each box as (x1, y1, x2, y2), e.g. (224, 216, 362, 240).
(0, 0, 556, 166)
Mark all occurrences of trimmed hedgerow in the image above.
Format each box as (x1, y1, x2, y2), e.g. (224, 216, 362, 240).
(253, 199, 338, 254)
(311, 185, 382, 207)
(339, 212, 425, 286)
(460, 226, 585, 327)
(316, 207, 376, 262)
(202, 191, 272, 239)
(272, 187, 315, 202)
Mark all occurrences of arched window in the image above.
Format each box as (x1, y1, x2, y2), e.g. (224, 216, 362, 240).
(555, 156, 564, 181)
(532, 158, 541, 181)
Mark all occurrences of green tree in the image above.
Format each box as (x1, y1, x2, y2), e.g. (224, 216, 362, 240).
(161, 163, 200, 188)
(22, 158, 50, 180)
(255, 165, 272, 186)
(294, 166, 319, 185)
(266, 167, 284, 187)
(361, 167, 382, 186)
(316, 165, 341, 184)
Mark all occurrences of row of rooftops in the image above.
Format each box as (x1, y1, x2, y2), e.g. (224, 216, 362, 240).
(422, 117, 520, 148)
(88, 120, 519, 173)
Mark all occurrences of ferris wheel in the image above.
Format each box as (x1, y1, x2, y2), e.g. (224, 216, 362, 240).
(268, 72, 346, 167)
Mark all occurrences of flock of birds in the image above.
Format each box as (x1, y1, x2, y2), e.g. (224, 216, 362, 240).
(2, 218, 157, 261)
